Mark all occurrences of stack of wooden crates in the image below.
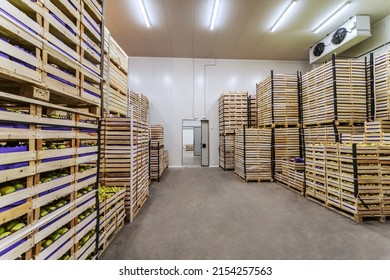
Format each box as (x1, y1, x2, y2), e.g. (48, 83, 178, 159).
(256, 72, 301, 188)
(218, 92, 249, 170)
(103, 27, 129, 117)
(100, 93, 150, 223)
(0, 0, 104, 260)
(303, 58, 367, 206)
(150, 125, 168, 181)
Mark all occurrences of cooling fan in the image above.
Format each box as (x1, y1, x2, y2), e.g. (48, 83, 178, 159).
(331, 27, 347, 45)
(313, 42, 325, 57)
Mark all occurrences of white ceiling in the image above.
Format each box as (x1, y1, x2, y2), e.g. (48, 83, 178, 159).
(105, 0, 390, 61)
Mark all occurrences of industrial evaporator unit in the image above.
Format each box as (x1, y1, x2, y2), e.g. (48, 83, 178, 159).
(309, 15, 371, 64)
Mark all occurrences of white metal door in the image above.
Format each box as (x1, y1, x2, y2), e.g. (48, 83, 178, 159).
(201, 120, 209, 167)
(194, 127, 201, 156)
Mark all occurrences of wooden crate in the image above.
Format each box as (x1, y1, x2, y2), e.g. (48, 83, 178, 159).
(375, 51, 390, 119)
(80, 0, 102, 48)
(0, 91, 99, 259)
(163, 150, 169, 171)
(234, 128, 272, 182)
(305, 143, 387, 220)
(257, 73, 298, 127)
(274, 127, 300, 173)
(150, 145, 164, 181)
(219, 92, 248, 134)
(304, 124, 364, 144)
(0, 215, 34, 260)
(97, 186, 125, 257)
(100, 117, 149, 222)
(105, 59, 127, 94)
(305, 144, 327, 203)
(109, 35, 128, 75)
(103, 84, 127, 117)
(279, 159, 305, 194)
(248, 95, 257, 128)
(130, 91, 149, 123)
(302, 59, 367, 126)
(0, 0, 44, 84)
(219, 134, 234, 170)
(150, 125, 164, 146)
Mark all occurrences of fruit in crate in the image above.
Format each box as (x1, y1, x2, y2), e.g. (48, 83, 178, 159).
(59, 254, 70, 260)
(52, 233, 61, 241)
(13, 183, 25, 190)
(5, 221, 18, 231)
(55, 227, 69, 235)
(40, 209, 49, 217)
(0, 186, 16, 195)
(40, 177, 51, 184)
(10, 222, 26, 233)
(50, 114, 60, 119)
(0, 231, 11, 239)
(42, 239, 53, 249)
(49, 144, 57, 149)
(0, 227, 4, 234)
(57, 144, 67, 149)
(42, 146, 48, 150)
(55, 201, 65, 208)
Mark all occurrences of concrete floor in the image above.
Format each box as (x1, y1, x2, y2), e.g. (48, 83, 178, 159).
(182, 149, 201, 167)
(101, 168, 390, 260)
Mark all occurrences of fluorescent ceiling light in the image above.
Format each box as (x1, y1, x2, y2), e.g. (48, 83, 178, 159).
(210, 0, 220, 30)
(271, 1, 297, 32)
(314, 1, 351, 33)
(138, 0, 151, 28)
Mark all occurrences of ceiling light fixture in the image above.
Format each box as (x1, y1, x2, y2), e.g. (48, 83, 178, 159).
(138, 0, 151, 28)
(210, 0, 220, 30)
(314, 1, 351, 34)
(271, 0, 297, 32)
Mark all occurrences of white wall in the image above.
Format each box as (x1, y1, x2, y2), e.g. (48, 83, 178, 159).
(129, 57, 311, 167)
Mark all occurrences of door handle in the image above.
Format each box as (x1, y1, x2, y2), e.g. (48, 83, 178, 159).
(202, 144, 207, 148)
